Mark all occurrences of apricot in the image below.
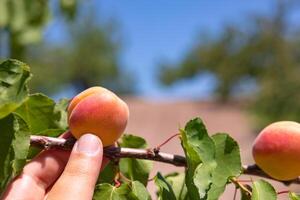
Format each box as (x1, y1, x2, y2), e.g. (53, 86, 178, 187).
(68, 87, 129, 146)
(252, 121, 300, 180)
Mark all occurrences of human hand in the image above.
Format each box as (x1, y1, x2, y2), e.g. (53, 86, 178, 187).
(1, 132, 107, 200)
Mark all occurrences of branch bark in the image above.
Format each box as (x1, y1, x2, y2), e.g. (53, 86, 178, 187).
(30, 135, 300, 185)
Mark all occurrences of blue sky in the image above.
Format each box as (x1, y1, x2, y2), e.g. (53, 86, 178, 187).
(47, 0, 299, 100)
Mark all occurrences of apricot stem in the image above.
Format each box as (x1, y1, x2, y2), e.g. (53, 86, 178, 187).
(236, 179, 252, 183)
(119, 172, 131, 183)
(153, 133, 181, 152)
(232, 187, 237, 200)
(277, 190, 289, 195)
(230, 177, 252, 197)
(114, 172, 121, 188)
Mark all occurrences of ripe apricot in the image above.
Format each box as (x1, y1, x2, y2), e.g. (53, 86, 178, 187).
(68, 87, 129, 146)
(252, 121, 300, 180)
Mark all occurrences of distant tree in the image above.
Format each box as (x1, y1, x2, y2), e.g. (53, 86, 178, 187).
(0, 0, 77, 59)
(0, 1, 134, 95)
(160, 0, 300, 127)
(26, 12, 134, 94)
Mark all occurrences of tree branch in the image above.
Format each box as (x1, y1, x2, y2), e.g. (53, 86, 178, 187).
(30, 135, 300, 185)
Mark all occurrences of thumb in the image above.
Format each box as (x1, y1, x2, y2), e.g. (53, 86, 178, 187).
(46, 134, 104, 200)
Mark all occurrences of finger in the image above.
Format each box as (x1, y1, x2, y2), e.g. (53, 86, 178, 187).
(46, 134, 104, 200)
(1, 131, 72, 200)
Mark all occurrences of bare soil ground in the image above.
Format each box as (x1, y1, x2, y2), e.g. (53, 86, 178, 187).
(123, 97, 295, 199)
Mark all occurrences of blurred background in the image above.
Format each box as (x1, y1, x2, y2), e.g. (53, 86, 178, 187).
(1, 0, 300, 199)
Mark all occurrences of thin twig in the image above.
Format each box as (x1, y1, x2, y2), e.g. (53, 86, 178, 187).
(119, 172, 131, 183)
(230, 177, 252, 197)
(153, 133, 180, 152)
(30, 135, 300, 185)
(277, 190, 289, 195)
(114, 172, 121, 188)
(236, 179, 252, 183)
(233, 187, 237, 200)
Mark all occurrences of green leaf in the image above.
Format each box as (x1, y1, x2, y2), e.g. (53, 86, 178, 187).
(289, 192, 300, 200)
(129, 181, 151, 200)
(0, 59, 31, 119)
(154, 172, 176, 200)
(36, 128, 65, 137)
(165, 172, 188, 200)
(193, 163, 216, 199)
(119, 134, 153, 185)
(207, 133, 242, 200)
(11, 115, 31, 175)
(180, 118, 216, 199)
(13, 94, 66, 160)
(93, 183, 131, 200)
(98, 135, 151, 185)
(0, 115, 15, 191)
(98, 161, 117, 184)
(119, 134, 147, 148)
(251, 180, 276, 200)
(0, 114, 30, 193)
(94, 181, 150, 200)
(53, 98, 69, 130)
(14, 93, 65, 134)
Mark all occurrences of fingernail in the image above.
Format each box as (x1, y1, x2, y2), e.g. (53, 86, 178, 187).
(76, 134, 101, 155)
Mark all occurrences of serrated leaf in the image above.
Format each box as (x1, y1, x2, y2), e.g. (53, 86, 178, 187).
(154, 172, 177, 200)
(165, 172, 188, 200)
(129, 181, 151, 200)
(119, 134, 153, 185)
(0, 59, 31, 119)
(14, 93, 66, 134)
(0, 114, 30, 194)
(180, 118, 216, 199)
(207, 133, 242, 200)
(251, 180, 276, 200)
(289, 192, 300, 200)
(93, 183, 131, 200)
